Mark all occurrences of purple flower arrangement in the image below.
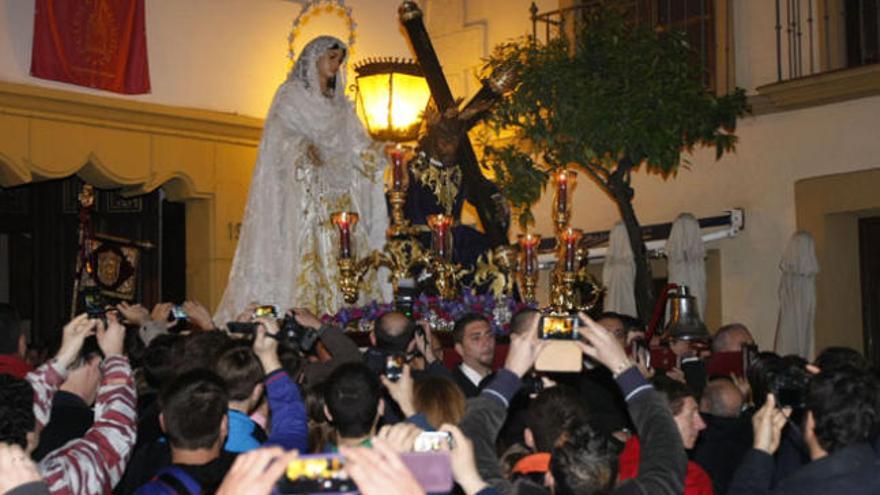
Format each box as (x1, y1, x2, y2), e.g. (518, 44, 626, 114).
(322, 289, 535, 336)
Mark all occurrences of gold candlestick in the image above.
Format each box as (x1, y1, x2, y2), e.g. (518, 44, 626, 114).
(552, 169, 577, 233)
(518, 233, 540, 303)
(387, 146, 412, 237)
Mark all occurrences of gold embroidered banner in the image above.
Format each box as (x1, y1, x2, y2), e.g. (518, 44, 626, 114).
(30, 0, 150, 94)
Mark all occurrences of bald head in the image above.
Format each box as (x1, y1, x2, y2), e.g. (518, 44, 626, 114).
(711, 323, 754, 353)
(699, 379, 744, 418)
(373, 312, 415, 353)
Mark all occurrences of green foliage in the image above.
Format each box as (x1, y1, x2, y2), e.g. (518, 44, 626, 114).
(482, 144, 549, 229)
(481, 5, 749, 224)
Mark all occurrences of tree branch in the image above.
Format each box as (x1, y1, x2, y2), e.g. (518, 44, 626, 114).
(579, 163, 609, 190)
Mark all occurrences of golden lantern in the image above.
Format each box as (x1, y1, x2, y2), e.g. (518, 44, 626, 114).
(354, 58, 431, 142)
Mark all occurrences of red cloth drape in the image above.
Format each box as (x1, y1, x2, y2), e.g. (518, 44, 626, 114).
(30, 0, 150, 94)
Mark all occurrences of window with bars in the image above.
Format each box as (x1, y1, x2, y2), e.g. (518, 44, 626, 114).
(774, 0, 880, 82)
(531, 0, 732, 93)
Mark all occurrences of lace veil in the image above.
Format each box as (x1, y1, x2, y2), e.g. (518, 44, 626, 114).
(214, 36, 389, 324)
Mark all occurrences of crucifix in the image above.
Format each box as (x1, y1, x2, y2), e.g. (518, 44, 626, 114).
(397, 0, 513, 249)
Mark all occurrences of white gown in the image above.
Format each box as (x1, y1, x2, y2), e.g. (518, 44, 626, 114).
(214, 36, 389, 324)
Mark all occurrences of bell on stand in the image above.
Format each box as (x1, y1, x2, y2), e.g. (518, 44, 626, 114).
(663, 285, 710, 342)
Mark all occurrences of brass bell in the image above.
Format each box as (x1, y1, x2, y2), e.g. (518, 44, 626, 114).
(663, 285, 710, 342)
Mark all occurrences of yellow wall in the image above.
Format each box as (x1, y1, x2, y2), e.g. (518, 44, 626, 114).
(796, 170, 880, 354)
(0, 81, 260, 310)
(425, 0, 880, 352)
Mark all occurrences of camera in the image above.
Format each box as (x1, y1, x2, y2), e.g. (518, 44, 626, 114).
(385, 354, 405, 382)
(226, 308, 320, 353)
(278, 454, 354, 494)
(170, 305, 188, 321)
(80, 287, 108, 324)
(769, 363, 811, 410)
(254, 304, 279, 319)
(539, 313, 580, 340)
(629, 339, 651, 368)
(395, 278, 417, 319)
(413, 431, 453, 452)
(280, 312, 320, 353)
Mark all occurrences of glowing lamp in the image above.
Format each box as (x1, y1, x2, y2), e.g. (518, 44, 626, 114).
(354, 58, 431, 142)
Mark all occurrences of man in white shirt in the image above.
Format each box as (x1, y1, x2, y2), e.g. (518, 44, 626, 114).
(451, 313, 496, 397)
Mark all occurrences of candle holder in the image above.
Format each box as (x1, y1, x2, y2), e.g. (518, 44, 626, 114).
(518, 233, 540, 303)
(332, 209, 467, 305)
(427, 214, 453, 260)
(387, 145, 418, 237)
(552, 169, 576, 233)
(426, 214, 468, 299)
(550, 228, 582, 312)
(560, 228, 582, 272)
(331, 212, 359, 259)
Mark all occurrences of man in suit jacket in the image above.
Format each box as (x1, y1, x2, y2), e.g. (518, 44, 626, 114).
(450, 313, 496, 398)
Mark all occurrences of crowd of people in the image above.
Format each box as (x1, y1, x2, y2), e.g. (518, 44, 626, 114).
(1, 300, 880, 495)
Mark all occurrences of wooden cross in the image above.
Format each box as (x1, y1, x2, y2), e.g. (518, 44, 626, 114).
(398, 1, 511, 248)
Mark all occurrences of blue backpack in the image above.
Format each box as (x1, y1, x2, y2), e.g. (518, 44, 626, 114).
(135, 466, 202, 495)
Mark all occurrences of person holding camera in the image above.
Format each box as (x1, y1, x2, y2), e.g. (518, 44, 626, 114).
(283, 307, 366, 387)
(0, 311, 136, 495)
(364, 311, 446, 377)
(727, 365, 880, 495)
(459, 311, 687, 495)
(215, 316, 308, 454)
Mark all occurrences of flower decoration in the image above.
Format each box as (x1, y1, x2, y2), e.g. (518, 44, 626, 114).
(322, 290, 536, 336)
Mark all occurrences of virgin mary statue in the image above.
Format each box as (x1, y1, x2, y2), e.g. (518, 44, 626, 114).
(214, 36, 389, 324)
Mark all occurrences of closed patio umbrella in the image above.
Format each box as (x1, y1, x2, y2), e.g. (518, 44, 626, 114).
(602, 221, 637, 317)
(774, 231, 819, 358)
(666, 213, 707, 318)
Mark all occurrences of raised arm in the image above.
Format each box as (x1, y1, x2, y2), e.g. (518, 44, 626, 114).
(27, 314, 97, 428)
(39, 313, 137, 495)
(575, 313, 687, 495)
(253, 317, 308, 452)
(459, 312, 545, 495)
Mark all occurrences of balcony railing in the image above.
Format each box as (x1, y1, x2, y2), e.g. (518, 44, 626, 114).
(530, 0, 720, 90)
(774, 0, 878, 81)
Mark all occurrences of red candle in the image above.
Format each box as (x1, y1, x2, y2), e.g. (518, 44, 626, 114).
(391, 147, 405, 191)
(562, 228, 582, 272)
(428, 214, 453, 259)
(519, 233, 540, 275)
(332, 212, 359, 259)
(556, 170, 568, 214)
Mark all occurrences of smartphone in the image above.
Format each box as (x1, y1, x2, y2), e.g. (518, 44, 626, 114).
(630, 340, 650, 368)
(539, 314, 579, 340)
(254, 304, 279, 319)
(277, 454, 355, 494)
(413, 431, 453, 452)
(170, 305, 188, 321)
(385, 354, 405, 382)
(275, 452, 453, 494)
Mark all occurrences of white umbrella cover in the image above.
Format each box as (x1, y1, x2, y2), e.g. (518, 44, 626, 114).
(602, 221, 637, 317)
(774, 231, 819, 358)
(666, 213, 707, 317)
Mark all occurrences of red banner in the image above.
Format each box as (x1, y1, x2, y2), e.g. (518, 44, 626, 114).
(30, 0, 150, 94)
